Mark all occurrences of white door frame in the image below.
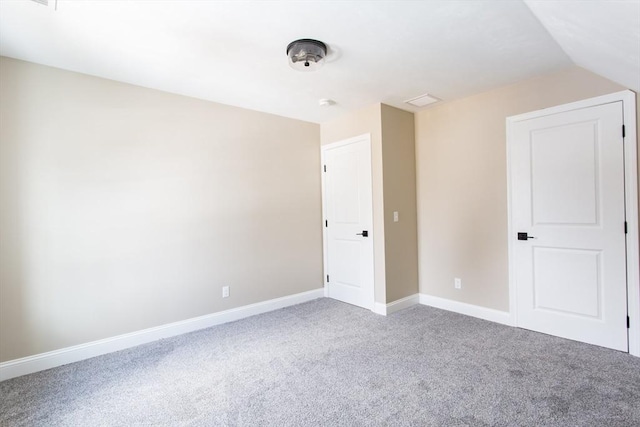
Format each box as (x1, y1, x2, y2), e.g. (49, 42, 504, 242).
(506, 90, 639, 357)
(320, 133, 375, 310)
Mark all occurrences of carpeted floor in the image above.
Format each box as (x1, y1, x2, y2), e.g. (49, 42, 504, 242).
(1, 298, 639, 426)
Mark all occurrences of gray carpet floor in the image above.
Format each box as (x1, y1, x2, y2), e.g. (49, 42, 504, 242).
(1, 298, 640, 426)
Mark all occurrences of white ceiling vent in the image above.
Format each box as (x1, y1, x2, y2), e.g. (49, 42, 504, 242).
(405, 93, 440, 107)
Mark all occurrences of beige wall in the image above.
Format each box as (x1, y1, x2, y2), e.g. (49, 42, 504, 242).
(415, 66, 630, 311)
(381, 105, 419, 302)
(320, 103, 419, 304)
(320, 104, 387, 303)
(0, 57, 323, 362)
(2, 56, 634, 363)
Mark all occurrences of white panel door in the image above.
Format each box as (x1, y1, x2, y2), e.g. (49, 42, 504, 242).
(510, 101, 628, 351)
(323, 136, 374, 310)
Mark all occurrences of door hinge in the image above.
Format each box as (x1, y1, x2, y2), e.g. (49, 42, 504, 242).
(625, 221, 628, 234)
(323, 165, 326, 172)
(622, 125, 625, 138)
(325, 220, 328, 227)
(326, 274, 329, 283)
(628, 316, 631, 329)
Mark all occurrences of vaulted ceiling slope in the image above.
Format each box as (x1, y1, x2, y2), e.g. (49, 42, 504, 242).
(0, 1, 638, 123)
(524, 0, 640, 94)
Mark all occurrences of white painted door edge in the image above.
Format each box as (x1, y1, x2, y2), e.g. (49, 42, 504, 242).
(506, 90, 639, 357)
(0, 288, 325, 382)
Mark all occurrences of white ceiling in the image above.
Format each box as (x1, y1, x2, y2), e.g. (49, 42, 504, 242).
(0, 1, 637, 123)
(524, 0, 640, 93)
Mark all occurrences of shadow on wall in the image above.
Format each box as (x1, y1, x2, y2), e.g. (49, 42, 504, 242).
(0, 57, 324, 363)
(0, 67, 40, 362)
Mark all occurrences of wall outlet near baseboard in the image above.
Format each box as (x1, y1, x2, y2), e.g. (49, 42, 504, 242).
(454, 278, 462, 290)
(222, 286, 230, 298)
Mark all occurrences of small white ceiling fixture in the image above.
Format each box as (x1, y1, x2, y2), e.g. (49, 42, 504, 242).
(286, 39, 327, 71)
(405, 93, 440, 108)
(318, 98, 335, 107)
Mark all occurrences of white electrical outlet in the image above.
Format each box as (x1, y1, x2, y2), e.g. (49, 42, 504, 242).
(454, 278, 462, 289)
(222, 286, 230, 298)
(393, 211, 399, 222)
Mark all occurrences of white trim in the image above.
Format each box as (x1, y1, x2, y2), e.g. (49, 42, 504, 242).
(373, 294, 420, 316)
(320, 133, 376, 312)
(387, 294, 421, 315)
(321, 143, 330, 302)
(507, 91, 634, 122)
(419, 294, 514, 326)
(506, 114, 519, 330)
(506, 90, 639, 357)
(373, 302, 387, 315)
(0, 288, 324, 382)
(321, 133, 372, 151)
(622, 92, 640, 357)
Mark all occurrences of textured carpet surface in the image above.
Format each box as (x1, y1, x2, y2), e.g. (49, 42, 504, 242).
(1, 298, 640, 426)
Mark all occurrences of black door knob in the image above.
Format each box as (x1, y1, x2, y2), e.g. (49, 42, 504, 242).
(517, 232, 535, 240)
(356, 230, 369, 237)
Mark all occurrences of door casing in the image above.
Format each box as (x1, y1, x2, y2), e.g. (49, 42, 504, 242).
(321, 133, 375, 311)
(506, 90, 639, 357)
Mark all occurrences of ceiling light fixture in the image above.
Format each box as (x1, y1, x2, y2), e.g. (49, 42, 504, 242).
(286, 39, 327, 71)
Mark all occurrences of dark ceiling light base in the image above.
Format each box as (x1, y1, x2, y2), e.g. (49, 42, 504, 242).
(286, 39, 327, 71)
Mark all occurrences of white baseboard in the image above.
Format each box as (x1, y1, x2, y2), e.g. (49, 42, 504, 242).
(373, 293, 420, 316)
(373, 302, 386, 315)
(419, 294, 514, 326)
(387, 294, 420, 315)
(0, 288, 324, 382)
